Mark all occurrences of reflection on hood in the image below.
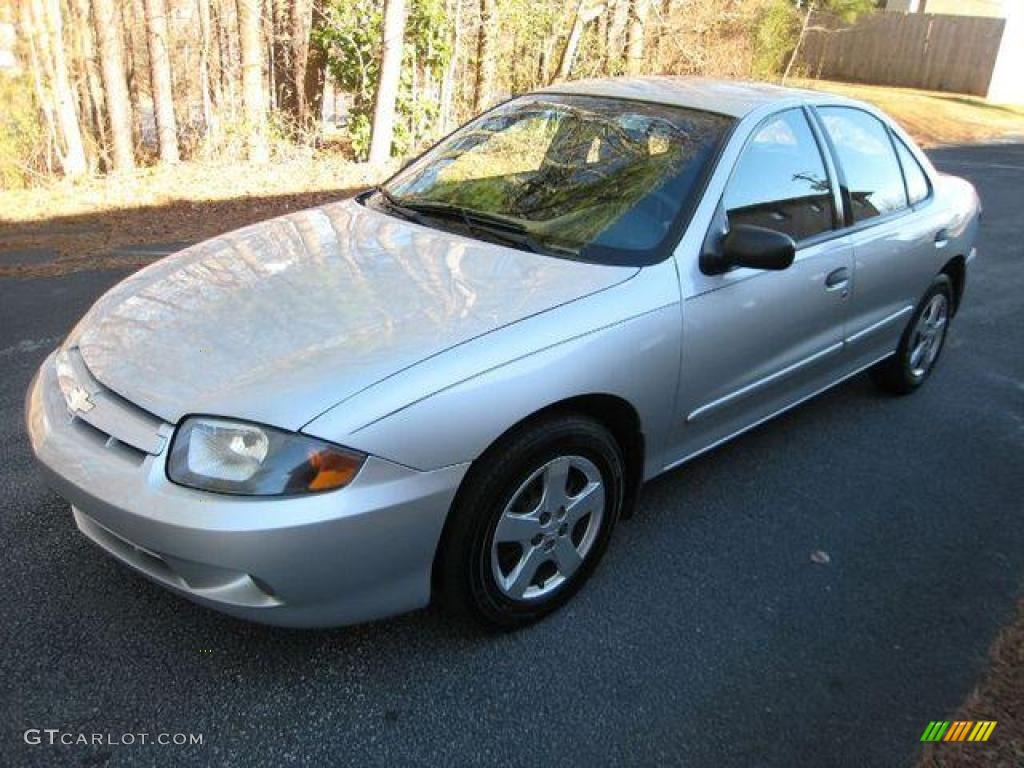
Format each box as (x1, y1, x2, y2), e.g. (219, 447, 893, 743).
(69, 199, 637, 428)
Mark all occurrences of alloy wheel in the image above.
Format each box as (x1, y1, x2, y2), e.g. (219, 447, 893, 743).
(490, 455, 605, 601)
(908, 293, 949, 378)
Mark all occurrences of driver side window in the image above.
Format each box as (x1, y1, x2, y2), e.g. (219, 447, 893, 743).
(724, 109, 835, 243)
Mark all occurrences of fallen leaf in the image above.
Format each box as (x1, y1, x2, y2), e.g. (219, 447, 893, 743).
(810, 550, 831, 565)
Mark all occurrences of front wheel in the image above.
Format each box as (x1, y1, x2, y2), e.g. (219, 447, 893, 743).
(437, 415, 625, 630)
(871, 274, 953, 394)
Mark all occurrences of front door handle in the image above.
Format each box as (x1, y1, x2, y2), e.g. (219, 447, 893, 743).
(934, 228, 950, 249)
(825, 267, 850, 292)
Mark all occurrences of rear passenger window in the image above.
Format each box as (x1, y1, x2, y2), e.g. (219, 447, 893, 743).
(818, 107, 907, 223)
(893, 135, 930, 205)
(724, 109, 834, 242)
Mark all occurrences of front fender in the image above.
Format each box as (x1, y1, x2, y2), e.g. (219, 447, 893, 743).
(322, 306, 680, 473)
(302, 261, 682, 475)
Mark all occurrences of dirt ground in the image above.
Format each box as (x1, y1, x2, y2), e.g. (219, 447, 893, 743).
(792, 79, 1024, 147)
(0, 156, 391, 278)
(915, 598, 1023, 767)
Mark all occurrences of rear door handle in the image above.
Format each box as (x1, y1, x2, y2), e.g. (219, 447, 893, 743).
(825, 267, 850, 291)
(934, 228, 950, 248)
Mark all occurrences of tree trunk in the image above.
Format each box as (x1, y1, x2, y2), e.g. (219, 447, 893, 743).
(270, 0, 318, 128)
(37, 0, 88, 176)
(124, 0, 146, 148)
(289, 0, 314, 123)
(302, 0, 327, 128)
(604, 0, 628, 74)
(625, 0, 648, 76)
(782, 1, 815, 84)
(216, 0, 240, 118)
(143, 0, 179, 162)
(237, 0, 268, 162)
(439, 0, 460, 133)
(554, 0, 604, 83)
(197, 0, 213, 128)
(270, 0, 292, 114)
(19, 0, 59, 173)
(70, 0, 104, 170)
(473, 0, 495, 112)
(368, 0, 405, 164)
(93, 0, 135, 171)
(263, 0, 275, 111)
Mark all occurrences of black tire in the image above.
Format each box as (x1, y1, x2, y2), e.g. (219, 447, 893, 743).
(436, 414, 625, 630)
(870, 274, 953, 395)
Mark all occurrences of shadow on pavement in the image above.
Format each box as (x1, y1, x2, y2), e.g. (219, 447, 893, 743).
(0, 185, 365, 279)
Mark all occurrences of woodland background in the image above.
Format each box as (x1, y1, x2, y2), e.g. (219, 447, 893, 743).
(0, 0, 880, 189)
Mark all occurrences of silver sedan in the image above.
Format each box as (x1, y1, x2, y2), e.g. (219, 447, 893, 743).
(26, 77, 981, 629)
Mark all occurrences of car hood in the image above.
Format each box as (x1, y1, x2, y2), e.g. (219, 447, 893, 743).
(68, 199, 637, 429)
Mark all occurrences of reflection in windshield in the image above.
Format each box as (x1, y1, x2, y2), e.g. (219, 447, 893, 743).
(376, 95, 733, 265)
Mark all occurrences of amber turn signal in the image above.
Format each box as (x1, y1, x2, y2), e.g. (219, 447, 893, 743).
(308, 448, 363, 491)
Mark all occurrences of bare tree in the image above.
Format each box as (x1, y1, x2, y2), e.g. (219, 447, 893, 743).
(71, 0, 106, 167)
(368, 0, 406, 164)
(289, 0, 311, 120)
(302, 0, 328, 126)
(553, 0, 605, 83)
(92, 0, 135, 171)
(439, 0, 461, 133)
(19, 0, 58, 173)
(782, 0, 816, 84)
(197, 0, 213, 128)
(32, 0, 88, 176)
(604, 0, 628, 73)
(625, 0, 648, 76)
(473, 0, 496, 111)
(269, 0, 323, 128)
(214, 0, 240, 118)
(237, 0, 268, 161)
(143, 0, 180, 162)
(123, 0, 146, 147)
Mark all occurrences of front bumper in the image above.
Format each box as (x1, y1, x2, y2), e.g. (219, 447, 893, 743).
(26, 352, 468, 627)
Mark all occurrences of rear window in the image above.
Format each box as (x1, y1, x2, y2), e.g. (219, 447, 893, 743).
(893, 135, 930, 206)
(818, 107, 907, 223)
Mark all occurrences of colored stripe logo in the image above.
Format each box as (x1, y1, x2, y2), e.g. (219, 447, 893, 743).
(921, 721, 997, 742)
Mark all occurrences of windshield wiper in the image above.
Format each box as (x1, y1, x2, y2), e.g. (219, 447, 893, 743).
(372, 185, 431, 226)
(393, 199, 568, 256)
(373, 190, 577, 258)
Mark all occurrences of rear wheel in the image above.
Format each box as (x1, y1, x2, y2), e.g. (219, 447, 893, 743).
(437, 415, 624, 630)
(871, 275, 953, 394)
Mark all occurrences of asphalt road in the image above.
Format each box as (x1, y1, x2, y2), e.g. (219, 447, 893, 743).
(2, 143, 1022, 768)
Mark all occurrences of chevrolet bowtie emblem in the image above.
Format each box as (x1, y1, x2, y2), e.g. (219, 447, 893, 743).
(65, 384, 95, 414)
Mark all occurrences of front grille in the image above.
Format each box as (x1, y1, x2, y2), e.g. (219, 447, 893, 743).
(61, 347, 169, 456)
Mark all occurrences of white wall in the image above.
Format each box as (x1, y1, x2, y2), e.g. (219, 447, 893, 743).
(987, 2, 1024, 102)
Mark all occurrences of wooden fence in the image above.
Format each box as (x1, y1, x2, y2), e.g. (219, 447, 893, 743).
(799, 12, 1007, 97)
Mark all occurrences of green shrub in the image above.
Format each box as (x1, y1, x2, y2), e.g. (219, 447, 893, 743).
(0, 73, 43, 189)
(751, 0, 802, 79)
(319, 0, 450, 161)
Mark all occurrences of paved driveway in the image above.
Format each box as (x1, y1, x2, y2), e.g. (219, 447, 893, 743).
(2, 144, 1022, 767)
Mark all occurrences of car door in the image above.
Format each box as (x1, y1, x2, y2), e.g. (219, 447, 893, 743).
(671, 107, 854, 462)
(813, 106, 942, 368)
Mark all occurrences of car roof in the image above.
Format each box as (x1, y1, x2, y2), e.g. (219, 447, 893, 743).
(534, 76, 856, 118)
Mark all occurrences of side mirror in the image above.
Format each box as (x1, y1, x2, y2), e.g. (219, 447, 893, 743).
(701, 223, 796, 274)
(722, 224, 796, 271)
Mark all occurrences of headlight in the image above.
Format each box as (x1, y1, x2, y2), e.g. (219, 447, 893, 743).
(167, 417, 365, 496)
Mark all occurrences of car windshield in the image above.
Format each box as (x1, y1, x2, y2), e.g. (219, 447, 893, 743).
(371, 94, 733, 265)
